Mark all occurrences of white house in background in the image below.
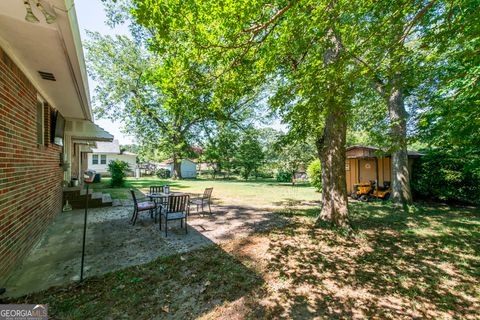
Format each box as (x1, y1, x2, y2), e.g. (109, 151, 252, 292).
(87, 140, 137, 175)
(158, 159, 197, 178)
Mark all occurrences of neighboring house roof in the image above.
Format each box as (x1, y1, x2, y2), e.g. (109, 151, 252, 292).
(161, 158, 197, 165)
(121, 151, 137, 156)
(346, 145, 380, 151)
(91, 140, 138, 156)
(191, 146, 203, 156)
(91, 140, 121, 154)
(346, 145, 423, 158)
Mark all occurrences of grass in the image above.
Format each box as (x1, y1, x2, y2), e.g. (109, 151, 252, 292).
(94, 176, 320, 207)
(7, 180, 480, 319)
(10, 246, 263, 319)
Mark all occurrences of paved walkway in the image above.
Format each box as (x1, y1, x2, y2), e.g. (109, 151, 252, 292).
(4, 203, 287, 297)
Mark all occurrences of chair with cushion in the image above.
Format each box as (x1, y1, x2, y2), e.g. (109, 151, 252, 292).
(130, 189, 157, 225)
(159, 195, 189, 236)
(190, 188, 213, 214)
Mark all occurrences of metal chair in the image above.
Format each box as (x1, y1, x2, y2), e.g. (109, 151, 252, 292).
(190, 188, 213, 214)
(130, 189, 157, 225)
(159, 195, 189, 237)
(149, 185, 167, 218)
(149, 186, 164, 194)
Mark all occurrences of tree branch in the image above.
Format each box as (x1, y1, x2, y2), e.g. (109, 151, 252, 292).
(242, 2, 294, 34)
(398, 0, 437, 44)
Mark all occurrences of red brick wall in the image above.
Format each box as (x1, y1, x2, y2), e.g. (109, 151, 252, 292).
(0, 47, 64, 282)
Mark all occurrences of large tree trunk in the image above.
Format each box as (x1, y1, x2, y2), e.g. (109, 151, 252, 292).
(315, 107, 351, 229)
(171, 153, 182, 179)
(314, 20, 351, 229)
(387, 73, 412, 205)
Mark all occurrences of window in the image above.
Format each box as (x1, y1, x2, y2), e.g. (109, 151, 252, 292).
(92, 154, 98, 165)
(100, 155, 107, 164)
(36, 99, 44, 145)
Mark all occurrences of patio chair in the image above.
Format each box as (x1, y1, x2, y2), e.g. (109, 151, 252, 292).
(149, 186, 169, 212)
(190, 188, 213, 214)
(130, 189, 157, 225)
(149, 186, 164, 194)
(159, 195, 189, 237)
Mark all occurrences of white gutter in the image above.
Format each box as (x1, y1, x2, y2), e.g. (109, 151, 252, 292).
(54, 0, 92, 120)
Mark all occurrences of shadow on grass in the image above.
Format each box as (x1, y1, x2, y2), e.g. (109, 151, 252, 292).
(262, 202, 480, 319)
(8, 245, 264, 319)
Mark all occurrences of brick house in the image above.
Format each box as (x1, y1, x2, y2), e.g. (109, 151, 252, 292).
(0, 1, 113, 283)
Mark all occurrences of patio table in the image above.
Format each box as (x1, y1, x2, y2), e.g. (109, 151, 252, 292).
(147, 192, 185, 209)
(147, 192, 185, 198)
(147, 192, 187, 223)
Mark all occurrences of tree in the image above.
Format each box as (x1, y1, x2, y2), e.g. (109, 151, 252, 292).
(412, 0, 479, 205)
(85, 32, 231, 179)
(107, 160, 130, 187)
(346, 1, 477, 206)
(202, 125, 240, 179)
(417, 0, 479, 154)
(275, 136, 316, 184)
(257, 127, 282, 176)
(128, 0, 358, 229)
(235, 130, 264, 180)
(109, 0, 477, 227)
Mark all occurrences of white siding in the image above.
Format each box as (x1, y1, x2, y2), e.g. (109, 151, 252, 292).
(180, 160, 196, 178)
(156, 159, 196, 178)
(87, 153, 137, 174)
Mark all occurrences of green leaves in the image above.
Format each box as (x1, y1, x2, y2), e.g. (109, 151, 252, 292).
(235, 129, 265, 180)
(85, 27, 252, 162)
(108, 160, 131, 187)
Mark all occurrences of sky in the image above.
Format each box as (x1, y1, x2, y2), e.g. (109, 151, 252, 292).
(75, 0, 134, 144)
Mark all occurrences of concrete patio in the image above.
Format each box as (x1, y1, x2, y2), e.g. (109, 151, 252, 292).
(4, 202, 287, 298)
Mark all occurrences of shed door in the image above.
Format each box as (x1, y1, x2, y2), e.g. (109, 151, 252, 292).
(359, 159, 376, 183)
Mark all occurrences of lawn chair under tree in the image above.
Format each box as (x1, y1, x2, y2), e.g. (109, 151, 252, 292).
(130, 189, 157, 225)
(159, 194, 190, 237)
(190, 188, 213, 214)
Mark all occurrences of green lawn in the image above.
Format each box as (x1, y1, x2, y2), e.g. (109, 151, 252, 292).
(94, 176, 320, 208)
(8, 179, 480, 319)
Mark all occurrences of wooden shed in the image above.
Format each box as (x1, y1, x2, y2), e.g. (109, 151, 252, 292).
(345, 145, 422, 194)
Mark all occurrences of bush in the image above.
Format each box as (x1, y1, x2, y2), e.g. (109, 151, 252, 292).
(156, 168, 171, 179)
(307, 159, 322, 192)
(256, 170, 274, 179)
(107, 160, 130, 187)
(276, 171, 292, 182)
(412, 149, 480, 205)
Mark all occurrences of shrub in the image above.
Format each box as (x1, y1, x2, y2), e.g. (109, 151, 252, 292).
(412, 149, 480, 205)
(256, 170, 274, 179)
(276, 171, 292, 182)
(107, 160, 130, 187)
(156, 168, 171, 179)
(307, 159, 322, 192)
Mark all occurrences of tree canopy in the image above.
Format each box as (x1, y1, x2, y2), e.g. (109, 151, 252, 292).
(94, 0, 479, 227)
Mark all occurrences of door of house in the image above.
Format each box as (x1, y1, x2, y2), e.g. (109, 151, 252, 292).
(359, 159, 377, 183)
